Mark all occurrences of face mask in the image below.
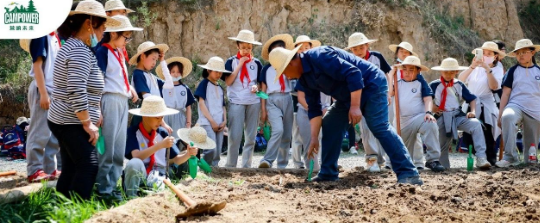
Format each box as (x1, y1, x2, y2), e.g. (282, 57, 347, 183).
(89, 19, 98, 47)
(483, 56, 495, 64)
(172, 76, 182, 81)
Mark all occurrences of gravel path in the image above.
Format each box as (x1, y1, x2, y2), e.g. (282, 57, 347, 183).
(0, 151, 470, 177)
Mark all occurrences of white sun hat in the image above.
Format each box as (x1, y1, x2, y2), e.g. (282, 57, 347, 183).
(268, 45, 302, 82)
(389, 41, 418, 57)
(345, 32, 377, 50)
(155, 57, 193, 80)
(105, 15, 142, 32)
(128, 95, 179, 117)
(261, 34, 295, 61)
(471, 41, 506, 59)
(508, 39, 540, 57)
(197, 56, 231, 73)
(177, 126, 217, 150)
(69, 0, 121, 27)
(395, 56, 429, 72)
(129, 41, 169, 65)
(294, 35, 321, 48)
(228, 30, 262, 45)
(104, 0, 135, 13)
(431, 58, 469, 71)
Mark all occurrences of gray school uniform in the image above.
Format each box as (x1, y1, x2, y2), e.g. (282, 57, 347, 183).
(195, 79, 225, 166)
(430, 79, 487, 168)
(163, 84, 195, 137)
(500, 65, 540, 163)
(258, 65, 294, 168)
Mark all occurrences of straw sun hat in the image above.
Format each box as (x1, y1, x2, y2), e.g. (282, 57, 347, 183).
(228, 30, 262, 45)
(177, 126, 216, 150)
(507, 39, 540, 57)
(294, 35, 321, 48)
(389, 42, 418, 57)
(129, 41, 169, 65)
(155, 57, 193, 80)
(472, 41, 506, 59)
(19, 39, 32, 53)
(345, 32, 377, 50)
(104, 0, 135, 13)
(128, 95, 178, 117)
(105, 15, 142, 32)
(261, 34, 294, 61)
(395, 56, 429, 72)
(431, 58, 468, 71)
(198, 56, 231, 73)
(69, 0, 121, 27)
(268, 45, 302, 82)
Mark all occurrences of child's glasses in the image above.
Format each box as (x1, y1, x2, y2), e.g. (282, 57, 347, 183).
(122, 35, 133, 43)
(516, 50, 533, 56)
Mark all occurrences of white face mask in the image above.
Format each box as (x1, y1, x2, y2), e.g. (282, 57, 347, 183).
(172, 76, 182, 81)
(483, 56, 495, 64)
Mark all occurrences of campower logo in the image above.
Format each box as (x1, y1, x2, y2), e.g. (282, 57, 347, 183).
(4, 0, 39, 31)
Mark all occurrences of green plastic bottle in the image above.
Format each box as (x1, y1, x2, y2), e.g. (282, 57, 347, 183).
(467, 145, 474, 171)
(307, 159, 314, 181)
(96, 128, 105, 155)
(188, 142, 198, 179)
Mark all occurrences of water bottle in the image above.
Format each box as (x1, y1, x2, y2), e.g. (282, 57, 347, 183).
(529, 143, 537, 163)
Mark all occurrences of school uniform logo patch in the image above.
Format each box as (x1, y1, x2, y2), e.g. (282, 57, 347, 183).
(535, 76, 540, 80)
(181, 91, 186, 96)
(411, 88, 417, 93)
(249, 65, 255, 70)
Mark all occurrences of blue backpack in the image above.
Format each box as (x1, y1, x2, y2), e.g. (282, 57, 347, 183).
(2, 126, 25, 159)
(255, 133, 267, 152)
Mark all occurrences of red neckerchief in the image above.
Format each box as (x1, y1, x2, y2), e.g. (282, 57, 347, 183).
(279, 73, 286, 92)
(138, 122, 156, 175)
(49, 32, 61, 48)
(363, 51, 371, 60)
(122, 47, 129, 62)
(236, 52, 252, 88)
(438, 77, 454, 111)
(102, 43, 130, 93)
(396, 60, 404, 79)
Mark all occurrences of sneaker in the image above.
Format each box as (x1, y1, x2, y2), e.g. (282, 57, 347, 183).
(425, 161, 445, 172)
(366, 157, 380, 172)
(349, 146, 358, 155)
(308, 176, 340, 182)
(495, 159, 520, 168)
(397, 176, 423, 185)
(50, 170, 61, 180)
(476, 157, 492, 169)
(258, 161, 270, 168)
(27, 169, 52, 183)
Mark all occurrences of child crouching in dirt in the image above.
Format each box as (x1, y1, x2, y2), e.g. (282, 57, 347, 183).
(123, 96, 197, 198)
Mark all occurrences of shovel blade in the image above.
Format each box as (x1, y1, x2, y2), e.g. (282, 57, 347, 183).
(198, 158, 212, 173)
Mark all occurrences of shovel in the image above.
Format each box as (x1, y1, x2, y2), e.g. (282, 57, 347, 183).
(96, 127, 105, 155)
(467, 145, 474, 171)
(255, 91, 269, 99)
(188, 142, 213, 179)
(163, 179, 226, 219)
(306, 159, 314, 181)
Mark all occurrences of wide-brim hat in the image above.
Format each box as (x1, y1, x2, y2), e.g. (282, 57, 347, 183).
(471, 41, 506, 59)
(431, 58, 468, 71)
(228, 30, 262, 45)
(269, 45, 302, 82)
(155, 57, 193, 80)
(395, 56, 429, 72)
(508, 39, 540, 57)
(19, 39, 31, 53)
(261, 34, 294, 61)
(294, 35, 321, 48)
(198, 56, 231, 73)
(105, 15, 142, 32)
(104, 0, 135, 13)
(128, 95, 179, 117)
(129, 41, 169, 65)
(177, 127, 216, 149)
(16, 117, 28, 126)
(389, 41, 418, 57)
(345, 32, 377, 50)
(68, 0, 121, 27)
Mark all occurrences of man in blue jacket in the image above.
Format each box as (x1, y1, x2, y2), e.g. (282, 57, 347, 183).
(268, 45, 422, 184)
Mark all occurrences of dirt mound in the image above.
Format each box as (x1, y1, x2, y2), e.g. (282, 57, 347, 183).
(87, 165, 540, 223)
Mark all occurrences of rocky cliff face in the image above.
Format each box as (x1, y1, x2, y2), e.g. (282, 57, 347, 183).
(127, 0, 525, 80)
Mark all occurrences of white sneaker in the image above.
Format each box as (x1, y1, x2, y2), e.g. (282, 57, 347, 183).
(349, 146, 358, 155)
(366, 157, 380, 172)
(476, 157, 491, 168)
(495, 159, 520, 168)
(259, 161, 271, 168)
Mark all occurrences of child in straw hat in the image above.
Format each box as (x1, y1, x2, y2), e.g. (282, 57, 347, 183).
(395, 56, 445, 172)
(194, 57, 229, 166)
(430, 58, 491, 169)
(458, 41, 505, 166)
(387, 41, 425, 169)
(223, 30, 263, 168)
(19, 27, 63, 183)
(257, 34, 295, 169)
(268, 45, 422, 184)
(94, 15, 142, 200)
(129, 41, 174, 133)
(124, 96, 198, 198)
(496, 39, 540, 167)
(104, 0, 135, 60)
(156, 57, 195, 134)
(290, 35, 324, 172)
(346, 32, 392, 171)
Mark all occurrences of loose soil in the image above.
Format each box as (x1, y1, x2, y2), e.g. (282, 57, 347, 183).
(87, 166, 540, 223)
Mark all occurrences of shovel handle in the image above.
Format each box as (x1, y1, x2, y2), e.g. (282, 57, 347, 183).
(163, 178, 198, 207)
(393, 71, 401, 136)
(0, 170, 16, 177)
